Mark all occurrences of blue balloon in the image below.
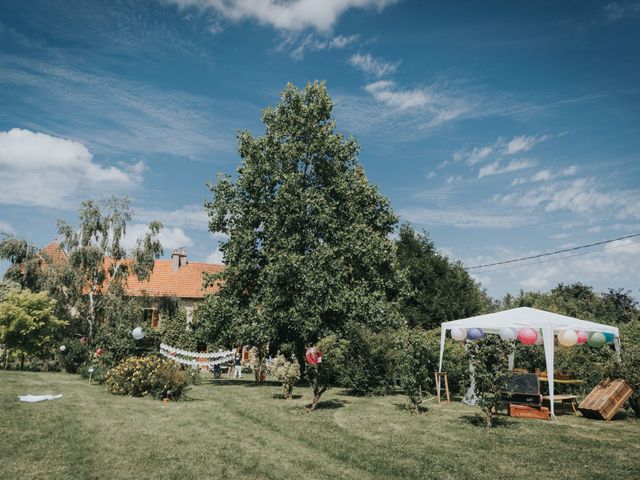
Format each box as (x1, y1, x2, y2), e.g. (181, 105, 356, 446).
(604, 332, 615, 344)
(467, 328, 484, 340)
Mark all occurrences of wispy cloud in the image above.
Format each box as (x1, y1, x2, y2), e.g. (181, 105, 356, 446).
(285, 33, 359, 59)
(0, 56, 244, 159)
(0, 129, 142, 208)
(0, 220, 14, 234)
(604, 2, 640, 23)
(511, 165, 578, 185)
(348, 53, 400, 77)
(137, 205, 210, 231)
(478, 159, 537, 178)
(399, 207, 531, 229)
(168, 0, 400, 32)
(504, 133, 551, 155)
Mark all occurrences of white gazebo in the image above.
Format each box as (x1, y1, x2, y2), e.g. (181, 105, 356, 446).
(438, 307, 621, 418)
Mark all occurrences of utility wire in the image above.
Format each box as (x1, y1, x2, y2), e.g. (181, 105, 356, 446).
(464, 232, 640, 270)
(470, 238, 640, 274)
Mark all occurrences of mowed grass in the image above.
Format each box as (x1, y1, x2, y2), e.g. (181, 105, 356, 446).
(1, 371, 639, 480)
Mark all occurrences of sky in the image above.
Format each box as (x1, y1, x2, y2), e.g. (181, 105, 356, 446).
(1, 0, 639, 300)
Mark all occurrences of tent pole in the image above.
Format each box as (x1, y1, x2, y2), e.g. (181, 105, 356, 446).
(542, 323, 555, 420)
(437, 327, 446, 400)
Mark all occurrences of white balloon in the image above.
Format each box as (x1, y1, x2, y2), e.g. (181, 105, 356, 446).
(132, 327, 145, 340)
(451, 328, 467, 341)
(59, 345, 66, 352)
(499, 327, 516, 341)
(558, 330, 578, 347)
(535, 332, 544, 345)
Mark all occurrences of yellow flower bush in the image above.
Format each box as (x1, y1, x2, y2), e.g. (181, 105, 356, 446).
(106, 355, 192, 400)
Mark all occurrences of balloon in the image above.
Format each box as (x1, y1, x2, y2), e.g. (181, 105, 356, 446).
(59, 345, 66, 352)
(467, 328, 484, 340)
(95, 348, 103, 356)
(451, 328, 467, 341)
(517, 328, 538, 345)
(558, 330, 578, 347)
(604, 333, 615, 344)
(587, 332, 606, 348)
(499, 327, 516, 341)
(535, 332, 544, 345)
(132, 327, 145, 340)
(577, 331, 588, 345)
(305, 347, 322, 365)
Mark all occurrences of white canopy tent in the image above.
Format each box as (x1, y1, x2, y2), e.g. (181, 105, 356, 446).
(438, 307, 621, 418)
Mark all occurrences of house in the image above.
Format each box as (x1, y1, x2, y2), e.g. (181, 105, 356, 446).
(39, 242, 224, 329)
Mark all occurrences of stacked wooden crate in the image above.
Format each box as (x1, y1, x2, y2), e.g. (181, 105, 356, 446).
(578, 379, 633, 421)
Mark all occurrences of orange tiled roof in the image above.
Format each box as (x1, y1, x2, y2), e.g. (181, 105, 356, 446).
(123, 259, 223, 299)
(38, 241, 68, 264)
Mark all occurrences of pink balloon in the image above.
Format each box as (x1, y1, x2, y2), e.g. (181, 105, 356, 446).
(517, 328, 538, 345)
(577, 331, 588, 345)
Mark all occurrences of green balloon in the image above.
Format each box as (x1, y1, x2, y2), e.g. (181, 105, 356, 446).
(588, 332, 606, 348)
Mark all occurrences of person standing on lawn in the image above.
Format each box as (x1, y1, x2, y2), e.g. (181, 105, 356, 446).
(233, 353, 242, 379)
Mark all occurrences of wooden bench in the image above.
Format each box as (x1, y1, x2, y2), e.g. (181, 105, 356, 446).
(543, 394, 578, 415)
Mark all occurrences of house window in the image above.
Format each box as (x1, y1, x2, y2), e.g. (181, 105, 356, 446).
(144, 308, 160, 329)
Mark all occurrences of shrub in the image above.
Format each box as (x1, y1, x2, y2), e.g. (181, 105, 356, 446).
(555, 344, 617, 393)
(79, 363, 109, 384)
(340, 324, 398, 395)
(271, 354, 301, 399)
(106, 355, 192, 400)
(306, 334, 348, 411)
(249, 345, 268, 382)
(396, 328, 437, 412)
(467, 335, 514, 427)
(57, 337, 91, 373)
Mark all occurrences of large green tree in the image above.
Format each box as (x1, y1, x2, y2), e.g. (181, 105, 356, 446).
(0, 290, 67, 369)
(204, 81, 405, 363)
(396, 224, 490, 330)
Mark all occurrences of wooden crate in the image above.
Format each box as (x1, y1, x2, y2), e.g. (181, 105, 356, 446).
(508, 404, 550, 420)
(578, 379, 632, 421)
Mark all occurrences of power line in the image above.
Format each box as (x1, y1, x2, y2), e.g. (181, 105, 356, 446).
(470, 238, 640, 274)
(464, 232, 640, 270)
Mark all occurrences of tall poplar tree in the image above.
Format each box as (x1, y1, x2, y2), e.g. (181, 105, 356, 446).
(205, 81, 405, 363)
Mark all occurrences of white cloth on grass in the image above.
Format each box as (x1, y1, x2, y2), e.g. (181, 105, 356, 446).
(18, 394, 63, 402)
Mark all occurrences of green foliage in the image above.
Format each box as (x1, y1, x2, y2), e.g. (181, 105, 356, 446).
(555, 344, 617, 392)
(306, 334, 348, 411)
(0, 235, 44, 292)
(0, 279, 21, 302)
(340, 324, 398, 395)
(106, 355, 193, 400)
(396, 328, 437, 412)
(396, 225, 491, 330)
(56, 337, 91, 373)
(467, 335, 514, 427)
(204, 81, 405, 363)
(0, 290, 67, 368)
(159, 301, 197, 351)
(271, 354, 301, 399)
(619, 343, 640, 417)
(79, 362, 109, 384)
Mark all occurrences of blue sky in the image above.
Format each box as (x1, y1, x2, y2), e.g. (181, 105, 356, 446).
(1, 0, 639, 299)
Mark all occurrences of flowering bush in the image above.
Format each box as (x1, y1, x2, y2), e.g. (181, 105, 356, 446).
(106, 355, 192, 400)
(271, 354, 300, 399)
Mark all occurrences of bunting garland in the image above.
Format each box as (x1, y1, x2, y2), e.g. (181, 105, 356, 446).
(159, 344, 236, 368)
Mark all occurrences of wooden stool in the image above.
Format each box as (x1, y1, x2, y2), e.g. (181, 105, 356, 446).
(435, 372, 451, 404)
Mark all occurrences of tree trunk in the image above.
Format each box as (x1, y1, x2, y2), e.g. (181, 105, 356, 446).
(4, 349, 9, 370)
(486, 410, 493, 428)
(285, 384, 294, 399)
(20, 352, 25, 370)
(309, 387, 326, 411)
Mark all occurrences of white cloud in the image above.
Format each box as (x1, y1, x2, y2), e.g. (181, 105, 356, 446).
(137, 205, 210, 231)
(504, 134, 550, 155)
(511, 165, 578, 185)
(0, 220, 14, 234)
(170, 0, 399, 32)
(604, 2, 640, 22)
(426, 170, 436, 179)
(206, 247, 224, 264)
(123, 223, 193, 252)
(478, 159, 536, 178)
(287, 34, 358, 59)
(399, 207, 531, 229)
(0, 129, 142, 208)
(348, 53, 399, 77)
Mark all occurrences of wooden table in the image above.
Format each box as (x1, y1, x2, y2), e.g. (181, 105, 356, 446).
(542, 394, 579, 415)
(539, 378, 585, 385)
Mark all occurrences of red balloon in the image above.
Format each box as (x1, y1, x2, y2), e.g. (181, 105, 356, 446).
(95, 348, 104, 356)
(577, 331, 588, 345)
(517, 328, 538, 345)
(170, 351, 176, 356)
(305, 347, 323, 366)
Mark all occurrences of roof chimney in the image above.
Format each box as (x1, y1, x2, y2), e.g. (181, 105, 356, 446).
(172, 248, 187, 270)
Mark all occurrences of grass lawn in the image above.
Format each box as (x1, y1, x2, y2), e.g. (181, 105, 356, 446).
(1, 371, 639, 480)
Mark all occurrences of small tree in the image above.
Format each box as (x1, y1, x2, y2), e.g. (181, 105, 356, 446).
(619, 342, 640, 417)
(271, 354, 301, 399)
(306, 334, 348, 411)
(397, 328, 437, 413)
(249, 345, 269, 382)
(0, 290, 67, 369)
(466, 335, 513, 427)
